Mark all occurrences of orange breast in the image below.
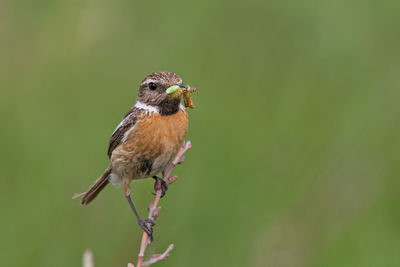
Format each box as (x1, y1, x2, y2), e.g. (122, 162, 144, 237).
(111, 109, 188, 181)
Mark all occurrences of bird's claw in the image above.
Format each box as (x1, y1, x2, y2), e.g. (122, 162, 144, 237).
(145, 218, 155, 226)
(153, 176, 169, 198)
(138, 218, 155, 240)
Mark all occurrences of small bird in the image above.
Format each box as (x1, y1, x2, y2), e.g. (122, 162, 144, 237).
(78, 71, 195, 238)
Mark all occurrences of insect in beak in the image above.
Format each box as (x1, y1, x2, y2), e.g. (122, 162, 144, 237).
(166, 85, 181, 95)
(165, 84, 197, 109)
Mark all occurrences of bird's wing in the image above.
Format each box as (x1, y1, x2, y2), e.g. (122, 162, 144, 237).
(107, 108, 138, 158)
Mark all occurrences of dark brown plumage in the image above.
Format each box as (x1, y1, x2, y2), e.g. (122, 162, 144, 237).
(81, 166, 111, 205)
(107, 108, 138, 158)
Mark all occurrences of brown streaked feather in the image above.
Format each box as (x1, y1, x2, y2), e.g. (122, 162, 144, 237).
(81, 165, 112, 205)
(107, 108, 139, 158)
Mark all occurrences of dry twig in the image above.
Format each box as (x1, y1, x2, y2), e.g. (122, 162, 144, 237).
(135, 141, 192, 267)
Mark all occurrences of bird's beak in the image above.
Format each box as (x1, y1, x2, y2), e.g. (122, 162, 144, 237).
(166, 84, 186, 95)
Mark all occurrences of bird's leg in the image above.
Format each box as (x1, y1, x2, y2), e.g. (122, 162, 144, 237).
(125, 189, 155, 240)
(152, 176, 168, 198)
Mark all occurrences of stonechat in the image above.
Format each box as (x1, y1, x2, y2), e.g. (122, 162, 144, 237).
(78, 71, 196, 238)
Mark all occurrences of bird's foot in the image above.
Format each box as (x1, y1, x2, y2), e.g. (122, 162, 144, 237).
(153, 176, 168, 198)
(138, 218, 155, 241)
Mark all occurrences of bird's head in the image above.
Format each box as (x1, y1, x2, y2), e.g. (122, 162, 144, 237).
(137, 71, 190, 115)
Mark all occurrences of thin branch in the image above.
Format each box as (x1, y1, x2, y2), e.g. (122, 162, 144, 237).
(135, 141, 192, 267)
(142, 244, 174, 266)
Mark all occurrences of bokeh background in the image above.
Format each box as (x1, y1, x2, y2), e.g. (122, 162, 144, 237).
(1, 0, 400, 266)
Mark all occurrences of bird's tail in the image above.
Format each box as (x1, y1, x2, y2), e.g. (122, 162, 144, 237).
(77, 166, 112, 205)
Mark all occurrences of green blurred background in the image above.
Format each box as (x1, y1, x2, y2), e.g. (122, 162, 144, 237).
(1, 0, 400, 266)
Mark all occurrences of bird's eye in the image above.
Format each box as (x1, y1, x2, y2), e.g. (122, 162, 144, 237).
(149, 82, 157, 90)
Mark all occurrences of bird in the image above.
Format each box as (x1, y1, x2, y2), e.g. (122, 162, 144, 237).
(78, 71, 195, 238)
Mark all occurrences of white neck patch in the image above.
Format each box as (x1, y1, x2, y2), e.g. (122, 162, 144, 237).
(134, 101, 159, 114)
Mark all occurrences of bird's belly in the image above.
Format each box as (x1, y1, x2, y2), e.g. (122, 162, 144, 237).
(110, 110, 188, 182)
(149, 149, 177, 176)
